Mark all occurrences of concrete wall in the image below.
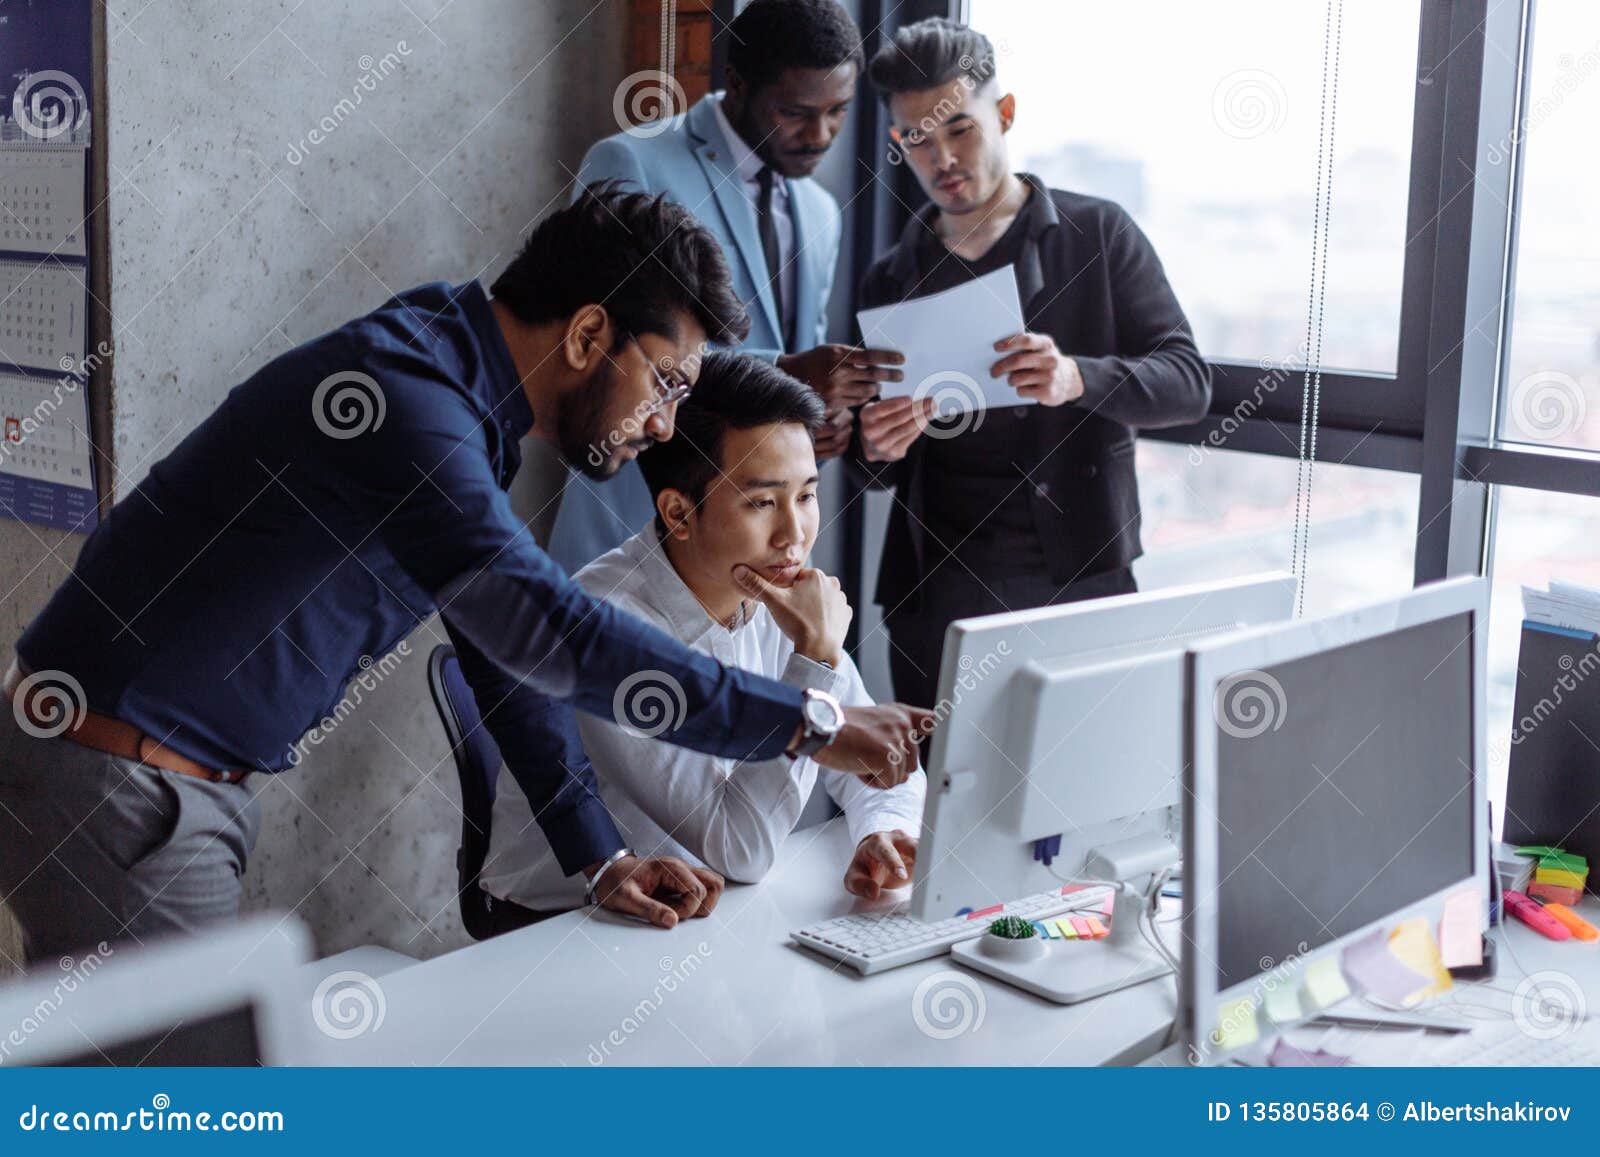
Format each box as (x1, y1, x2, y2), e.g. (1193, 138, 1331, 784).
(92, 0, 626, 962)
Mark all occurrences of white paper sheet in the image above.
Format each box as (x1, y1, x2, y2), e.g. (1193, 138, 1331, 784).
(855, 264, 1032, 416)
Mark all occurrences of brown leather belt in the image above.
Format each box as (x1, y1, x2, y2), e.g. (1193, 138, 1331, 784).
(3, 660, 250, 786)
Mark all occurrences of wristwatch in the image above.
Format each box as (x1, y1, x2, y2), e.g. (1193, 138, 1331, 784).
(787, 688, 845, 760)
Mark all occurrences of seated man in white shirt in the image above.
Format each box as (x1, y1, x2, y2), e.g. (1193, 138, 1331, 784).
(482, 352, 925, 913)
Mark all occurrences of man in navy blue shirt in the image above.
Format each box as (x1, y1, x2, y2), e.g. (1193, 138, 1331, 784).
(0, 187, 930, 962)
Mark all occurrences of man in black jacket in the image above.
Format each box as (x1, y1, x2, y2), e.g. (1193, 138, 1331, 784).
(852, 17, 1211, 708)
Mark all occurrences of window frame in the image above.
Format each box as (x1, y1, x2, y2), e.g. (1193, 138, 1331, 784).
(842, 0, 1600, 598)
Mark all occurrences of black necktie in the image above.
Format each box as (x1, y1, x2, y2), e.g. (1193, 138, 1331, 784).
(756, 166, 792, 348)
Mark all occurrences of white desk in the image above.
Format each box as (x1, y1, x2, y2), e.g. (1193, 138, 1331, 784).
(306, 818, 1180, 1066)
(1140, 897, 1600, 1066)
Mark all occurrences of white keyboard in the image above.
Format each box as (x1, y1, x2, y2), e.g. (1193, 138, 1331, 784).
(792, 885, 1114, 975)
(1435, 1027, 1600, 1067)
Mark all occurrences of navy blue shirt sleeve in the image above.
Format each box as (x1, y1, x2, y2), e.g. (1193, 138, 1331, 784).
(327, 364, 805, 869)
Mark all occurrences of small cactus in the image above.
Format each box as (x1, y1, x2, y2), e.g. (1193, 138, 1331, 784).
(988, 915, 1036, 940)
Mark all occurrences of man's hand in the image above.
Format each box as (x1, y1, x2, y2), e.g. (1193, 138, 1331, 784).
(990, 332, 1084, 406)
(778, 344, 904, 415)
(811, 407, 855, 462)
(859, 395, 937, 462)
(587, 854, 724, 928)
(813, 703, 937, 787)
(733, 564, 850, 667)
(845, 829, 919, 900)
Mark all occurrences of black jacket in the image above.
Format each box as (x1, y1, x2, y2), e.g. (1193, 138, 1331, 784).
(850, 175, 1211, 613)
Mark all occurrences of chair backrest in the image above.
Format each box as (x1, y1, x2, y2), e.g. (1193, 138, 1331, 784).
(426, 645, 504, 941)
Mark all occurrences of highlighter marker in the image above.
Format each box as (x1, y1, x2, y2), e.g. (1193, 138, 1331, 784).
(1539, 901, 1599, 942)
(1505, 891, 1572, 941)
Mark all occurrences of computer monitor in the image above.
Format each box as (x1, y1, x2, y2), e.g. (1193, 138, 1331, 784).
(0, 915, 314, 1066)
(1180, 577, 1489, 1065)
(911, 572, 1297, 1002)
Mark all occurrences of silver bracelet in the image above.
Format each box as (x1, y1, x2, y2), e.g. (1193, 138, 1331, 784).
(584, 846, 635, 906)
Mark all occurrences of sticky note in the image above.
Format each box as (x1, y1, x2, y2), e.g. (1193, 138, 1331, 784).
(1341, 927, 1432, 1005)
(1516, 845, 1565, 859)
(1438, 888, 1483, 968)
(1035, 920, 1058, 940)
(1100, 893, 1115, 916)
(1535, 866, 1586, 889)
(1262, 982, 1303, 1025)
(1529, 881, 1584, 906)
(1268, 1039, 1349, 1067)
(1070, 916, 1093, 939)
(1085, 916, 1108, 939)
(1212, 998, 1259, 1050)
(1302, 956, 1351, 1010)
(1388, 917, 1454, 1004)
(1056, 918, 1078, 940)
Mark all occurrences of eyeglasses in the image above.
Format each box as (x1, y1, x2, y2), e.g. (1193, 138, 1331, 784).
(631, 337, 693, 416)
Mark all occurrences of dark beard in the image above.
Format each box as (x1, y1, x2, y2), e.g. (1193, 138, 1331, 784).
(557, 360, 628, 481)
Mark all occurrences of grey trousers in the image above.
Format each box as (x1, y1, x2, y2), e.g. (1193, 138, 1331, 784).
(0, 706, 260, 966)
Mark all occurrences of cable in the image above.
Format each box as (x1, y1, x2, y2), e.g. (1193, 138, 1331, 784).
(1289, 0, 1343, 617)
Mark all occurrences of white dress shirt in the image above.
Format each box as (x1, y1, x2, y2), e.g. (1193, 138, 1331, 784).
(480, 529, 926, 911)
(713, 94, 797, 346)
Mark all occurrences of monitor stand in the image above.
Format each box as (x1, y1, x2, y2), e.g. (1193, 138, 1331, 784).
(951, 885, 1172, 1004)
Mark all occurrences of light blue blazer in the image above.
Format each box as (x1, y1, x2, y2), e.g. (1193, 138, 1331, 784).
(547, 93, 843, 573)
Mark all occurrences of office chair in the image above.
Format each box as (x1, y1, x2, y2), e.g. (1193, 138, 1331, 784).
(426, 645, 548, 940)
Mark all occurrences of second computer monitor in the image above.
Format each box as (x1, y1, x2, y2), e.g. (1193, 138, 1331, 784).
(910, 572, 1297, 921)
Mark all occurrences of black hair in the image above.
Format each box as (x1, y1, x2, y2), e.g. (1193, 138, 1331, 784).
(725, 0, 864, 93)
(491, 181, 749, 347)
(637, 351, 826, 533)
(867, 16, 997, 99)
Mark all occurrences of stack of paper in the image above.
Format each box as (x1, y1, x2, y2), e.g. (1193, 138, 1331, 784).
(1520, 845, 1589, 904)
(1523, 581, 1600, 635)
(1494, 841, 1535, 897)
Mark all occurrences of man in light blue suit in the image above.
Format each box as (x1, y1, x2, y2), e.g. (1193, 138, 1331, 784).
(549, 0, 904, 572)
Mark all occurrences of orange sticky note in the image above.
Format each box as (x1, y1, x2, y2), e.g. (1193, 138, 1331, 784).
(1085, 917, 1108, 939)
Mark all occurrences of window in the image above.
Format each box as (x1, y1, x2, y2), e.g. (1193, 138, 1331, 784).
(1134, 442, 1418, 616)
(965, 0, 1418, 372)
(1483, 486, 1600, 810)
(1498, 0, 1600, 452)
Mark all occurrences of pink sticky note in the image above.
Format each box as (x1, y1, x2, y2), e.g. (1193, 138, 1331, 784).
(1100, 893, 1115, 916)
(1438, 888, 1483, 968)
(1340, 927, 1433, 1004)
(1268, 1038, 1350, 1067)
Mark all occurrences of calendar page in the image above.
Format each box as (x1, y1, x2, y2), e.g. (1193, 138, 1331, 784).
(0, 370, 97, 531)
(0, 258, 85, 375)
(0, 143, 87, 258)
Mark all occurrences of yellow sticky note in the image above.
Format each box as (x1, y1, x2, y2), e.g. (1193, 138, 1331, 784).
(1388, 917, 1453, 1004)
(1056, 918, 1078, 940)
(1302, 956, 1351, 1010)
(1262, 982, 1303, 1025)
(1536, 866, 1586, 889)
(1213, 997, 1260, 1050)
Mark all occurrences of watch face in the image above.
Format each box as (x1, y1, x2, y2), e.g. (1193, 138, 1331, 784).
(805, 691, 844, 734)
